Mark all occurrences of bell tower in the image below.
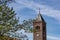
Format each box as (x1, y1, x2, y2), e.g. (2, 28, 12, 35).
(33, 9, 46, 40)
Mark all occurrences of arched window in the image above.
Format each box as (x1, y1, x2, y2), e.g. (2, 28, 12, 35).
(35, 26, 40, 31)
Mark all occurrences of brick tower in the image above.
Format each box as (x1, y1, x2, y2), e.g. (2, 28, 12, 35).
(33, 9, 46, 40)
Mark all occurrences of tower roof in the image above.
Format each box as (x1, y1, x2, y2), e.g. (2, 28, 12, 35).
(35, 8, 45, 23)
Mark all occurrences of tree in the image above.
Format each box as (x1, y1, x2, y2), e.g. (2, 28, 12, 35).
(0, 4, 18, 36)
(0, 0, 15, 4)
(22, 19, 34, 32)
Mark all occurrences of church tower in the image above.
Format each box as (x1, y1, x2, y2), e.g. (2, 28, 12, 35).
(33, 9, 46, 40)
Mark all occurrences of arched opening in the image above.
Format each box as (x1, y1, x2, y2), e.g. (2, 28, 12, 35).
(35, 26, 40, 31)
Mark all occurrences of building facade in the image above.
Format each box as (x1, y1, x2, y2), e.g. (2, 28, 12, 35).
(33, 9, 46, 40)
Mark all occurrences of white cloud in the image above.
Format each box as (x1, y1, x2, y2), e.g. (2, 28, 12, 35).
(47, 35, 60, 40)
(8, 2, 26, 11)
(8, 0, 60, 40)
(16, 30, 60, 40)
(15, 0, 60, 21)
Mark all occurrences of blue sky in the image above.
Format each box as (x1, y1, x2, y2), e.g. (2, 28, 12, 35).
(8, 0, 60, 40)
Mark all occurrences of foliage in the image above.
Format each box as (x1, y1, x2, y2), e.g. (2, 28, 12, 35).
(0, 35, 15, 40)
(22, 19, 34, 32)
(0, 4, 18, 36)
(0, 0, 15, 4)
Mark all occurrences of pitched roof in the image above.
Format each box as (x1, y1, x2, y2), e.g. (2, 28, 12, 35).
(35, 9, 45, 23)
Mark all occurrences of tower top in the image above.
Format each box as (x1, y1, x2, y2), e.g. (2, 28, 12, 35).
(35, 8, 45, 23)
